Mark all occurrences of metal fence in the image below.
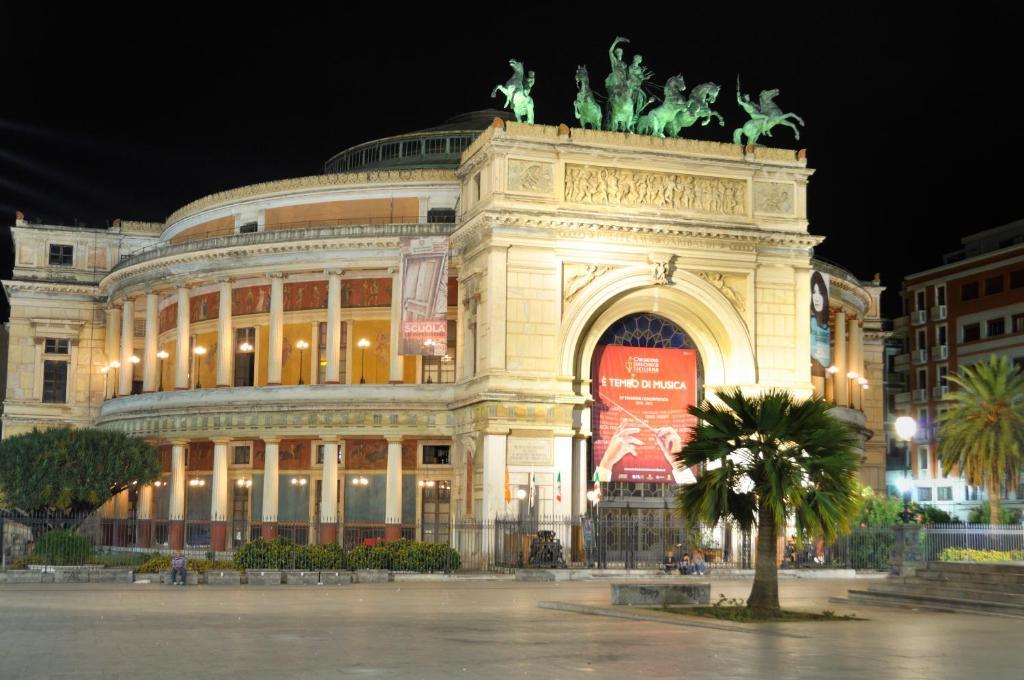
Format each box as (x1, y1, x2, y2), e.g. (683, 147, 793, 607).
(5, 508, 1022, 573)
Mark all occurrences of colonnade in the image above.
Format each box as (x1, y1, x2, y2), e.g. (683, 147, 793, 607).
(821, 311, 866, 410)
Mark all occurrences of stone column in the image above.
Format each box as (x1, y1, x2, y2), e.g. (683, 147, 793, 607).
(104, 305, 121, 398)
(384, 437, 403, 540)
(136, 482, 154, 548)
(320, 438, 340, 544)
(142, 293, 159, 392)
(485, 247, 507, 371)
(267, 273, 284, 385)
(794, 265, 812, 390)
(345, 322, 354, 385)
(848, 317, 862, 410)
(389, 267, 404, 383)
(572, 437, 588, 518)
(169, 441, 187, 550)
(210, 439, 230, 551)
(833, 312, 847, 408)
(481, 433, 507, 522)
(325, 270, 342, 384)
(216, 279, 233, 387)
(175, 286, 191, 389)
(262, 438, 280, 539)
(118, 297, 135, 396)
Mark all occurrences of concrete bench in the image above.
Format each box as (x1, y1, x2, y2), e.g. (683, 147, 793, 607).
(611, 582, 711, 606)
(354, 569, 393, 584)
(247, 570, 282, 585)
(88, 569, 134, 583)
(0, 570, 51, 584)
(320, 570, 352, 585)
(283, 570, 320, 585)
(204, 570, 241, 585)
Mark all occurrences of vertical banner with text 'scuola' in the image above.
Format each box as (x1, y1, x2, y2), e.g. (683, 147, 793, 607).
(592, 345, 698, 484)
(400, 236, 449, 356)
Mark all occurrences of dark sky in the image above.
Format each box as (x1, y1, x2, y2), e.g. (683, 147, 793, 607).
(2, 5, 1022, 321)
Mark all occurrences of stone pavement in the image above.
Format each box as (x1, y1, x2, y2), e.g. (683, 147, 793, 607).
(0, 577, 1021, 679)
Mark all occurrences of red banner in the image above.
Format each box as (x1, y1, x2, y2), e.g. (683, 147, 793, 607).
(592, 345, 698, 484)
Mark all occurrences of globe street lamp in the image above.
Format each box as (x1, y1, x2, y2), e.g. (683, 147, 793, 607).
(894, 416, 918, 523)
(128, 355, 140, 393)
(193, 346, 207, 389)
(295, 339, 309, 385)
(157, 350, 169, 391)
(357, 338, 370, 384)
(108, 360, 120, 398)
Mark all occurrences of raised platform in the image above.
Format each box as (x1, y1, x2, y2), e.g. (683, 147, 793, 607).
(611, 582, 711, 606)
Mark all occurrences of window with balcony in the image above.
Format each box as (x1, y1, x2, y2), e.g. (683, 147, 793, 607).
(985, 275, 1004, 295)
(938, 365, 948, 387)
(937, 487, 953, 501)
(936, 285, 946, 306)
(234, 327, 256, 387)
(421, 321, 456, 384)
(987, 317, 1005, 337)
(936, 325, 947, 346)
(961, 281, 979, 301)
(316, 321, 347, 384)
(916, 329, 927, 350)
(48, 244, 74, 266)
(42, 360, 68, 403)
(963, 323, 981, 342)
(915, 290, 926, 311)
(917, 368, 927, 390)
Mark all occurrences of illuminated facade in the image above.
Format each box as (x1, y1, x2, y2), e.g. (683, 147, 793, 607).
(1, 113, 884, 551)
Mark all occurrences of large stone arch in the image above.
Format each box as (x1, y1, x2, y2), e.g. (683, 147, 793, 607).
(559, 266, 757, 396)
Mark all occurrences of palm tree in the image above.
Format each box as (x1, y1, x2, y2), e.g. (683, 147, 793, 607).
(676, 389, 861, 613)
(937, 355, 1024, 527)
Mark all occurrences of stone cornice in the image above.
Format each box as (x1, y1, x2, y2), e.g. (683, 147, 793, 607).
(2, 279, 101, 299)
(166, 169, 458, 228)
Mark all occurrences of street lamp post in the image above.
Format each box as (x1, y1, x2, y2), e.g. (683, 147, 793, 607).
(295, 339, 309, 385)
(108, 360, 120, 398)
(128, 355, 140, 394)
(157, 350, 169, 391)
(357, 338, 370, 384)
(894, 416, 918, 523)
(193, 346, 207, 389)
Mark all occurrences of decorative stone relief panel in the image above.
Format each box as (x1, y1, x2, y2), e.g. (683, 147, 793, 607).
(562, 262, 613, 305)
(695, 271, 747, 312)
(752, 181, 794, 214)
(507, 160, 553, 194)
(564, 164, 746, 217)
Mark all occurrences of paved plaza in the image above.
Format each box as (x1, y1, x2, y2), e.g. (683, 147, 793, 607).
(0, 577, 1021, 679)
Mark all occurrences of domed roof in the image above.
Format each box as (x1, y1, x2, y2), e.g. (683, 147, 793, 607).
(323, 110, 513, 174)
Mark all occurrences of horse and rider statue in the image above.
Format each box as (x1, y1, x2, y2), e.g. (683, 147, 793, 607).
(636, 78, 725, 138)
(732, 76, 804, 146)
(491, 59, 536, 124)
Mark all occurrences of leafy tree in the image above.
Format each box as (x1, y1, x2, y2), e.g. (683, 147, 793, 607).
(676, 389, 861, 613)
(0, 427, 159, 513)
(937, 356, 1024, 527)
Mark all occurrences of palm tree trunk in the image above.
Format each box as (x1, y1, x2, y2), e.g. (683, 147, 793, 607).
(747, 503, 780, 612)
(989, 482, 1001, 527)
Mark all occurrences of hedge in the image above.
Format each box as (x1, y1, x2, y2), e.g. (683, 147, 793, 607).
(33, 529, 93, 565)
(233, 537, 458, 572)
(136, 556, 236, 573)
(938, 548, 1024, 562)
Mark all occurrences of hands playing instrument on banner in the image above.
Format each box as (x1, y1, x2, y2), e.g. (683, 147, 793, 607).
(595, 421, 643, 482)
(655, 426, 697, 485)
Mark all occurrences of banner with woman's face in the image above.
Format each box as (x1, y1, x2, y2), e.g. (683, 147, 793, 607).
(810, 271, 831, 377)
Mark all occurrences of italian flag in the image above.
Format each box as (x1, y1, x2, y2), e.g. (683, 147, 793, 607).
(556, 472, 562, 503)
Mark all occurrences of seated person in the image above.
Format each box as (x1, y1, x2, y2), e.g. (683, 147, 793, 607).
(679, 553, 692, 575)
(661, 550, 677, 574)
(692, 549, 707, 576)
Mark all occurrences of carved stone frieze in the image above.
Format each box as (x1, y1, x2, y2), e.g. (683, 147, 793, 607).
(564, 164, 747, 217)
(753, 181, 794, 214)
(562, 262, 613, 304)
(695, 271, 747, 312)
(507, 160, 553, 194)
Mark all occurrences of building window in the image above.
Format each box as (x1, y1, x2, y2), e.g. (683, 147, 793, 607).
(916, 329, 926, 350)
(915, 290, 926, 311)
(316, 321, 347, 384)
(1010, 269, 1024, 289)
(42, 360, 68, 403)
(238, 222, 258, 234)
(937, 487, 953, 502)
(936, 285, 946, 306)
(422, 320, 456, 384)
(1013, 314, 1024, 334)
(919, 445, 929, 472)
(381, 143, 400, 161)
(961, 281, 979, 301)
(402, 140, 421, 157)
(427, 208, 456, 224)
(987, 318, 1005, 337)
(917, 368, 927, 390)
(918, 487, 933, 502)
(985, 275, 1004, 295)
(425, 137, 447, 155)
(48, 244, 74, 266)
(937, 325, 947, 346)
(234, 327, 256, 387)
(937, 365, 948, 387)
(315, 444, 342, 465)
(1014, 357, 1024, 372)
(963, 323, 981, 342)
(44, 338, 70, 354)
(233, 446, 251, 465)
(422, 445, 450, 465)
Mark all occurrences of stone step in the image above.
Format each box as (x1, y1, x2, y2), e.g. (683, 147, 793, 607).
(916, 569, 1024, 591)
(847, 588, 1024, 618)
(927, 561, 1024, 577)
(868, 581, 1024, 606)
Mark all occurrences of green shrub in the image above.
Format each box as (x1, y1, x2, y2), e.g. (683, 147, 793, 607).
(135, 556, 235, 573)
(88, 552, 154, 568)
(938, 548, 1024, 562)
(967, 505, 1023, 524)
(346, 540, 459, 572)
(233, 536, 296, 570)
(32, 529, 93, 565)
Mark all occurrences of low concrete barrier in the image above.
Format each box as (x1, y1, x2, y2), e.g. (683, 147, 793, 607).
(89, 569, 134, 583)
(320, 571, 352, 585)
(205, 570, 242, 585)
(247, 571, 282, 585)
(0, 570, 47, 584)
(354, 569, 393, 583)
(611, 582, 711, 606)
(158, 570, 199, 585)
(283, 570, 320, 585)
(515, 569, 572, 582)
(53, 569, 89, 583)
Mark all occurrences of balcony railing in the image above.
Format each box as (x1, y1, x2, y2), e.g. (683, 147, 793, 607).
(931, 345, 948, 361)
(932, 385, 949, 400)
(912, 310, 928, 326)
(931, 305, 948, 321)
(894, 391, 911, 406)
(913, 388, 929, 403)
(912, 348, 929, 365)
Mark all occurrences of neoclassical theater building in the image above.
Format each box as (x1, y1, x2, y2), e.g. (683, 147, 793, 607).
(1, 112, 885, 551)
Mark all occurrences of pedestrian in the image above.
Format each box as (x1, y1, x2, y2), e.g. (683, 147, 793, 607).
(661, 548, 677, 574)
(171, 553, 187, 586)
(692, 548, 707, 576)
(679, 553, 692, 575)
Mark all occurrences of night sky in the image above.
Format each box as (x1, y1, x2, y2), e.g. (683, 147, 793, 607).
(2, 5, 1021, 321)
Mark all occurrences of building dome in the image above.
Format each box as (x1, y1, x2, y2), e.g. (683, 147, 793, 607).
(322, 110, 512, 174)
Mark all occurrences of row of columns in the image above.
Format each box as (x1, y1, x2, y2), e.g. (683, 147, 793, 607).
(823, 312, 865, 410)
(148, 436, 405, 551)
(107, 270, 406, 395)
